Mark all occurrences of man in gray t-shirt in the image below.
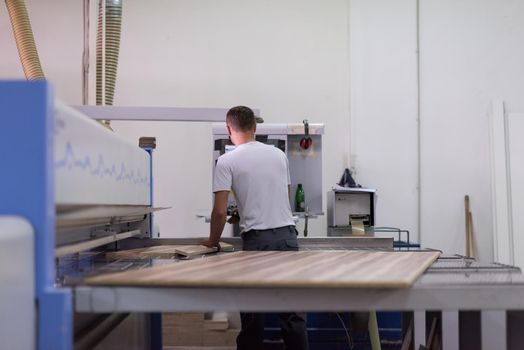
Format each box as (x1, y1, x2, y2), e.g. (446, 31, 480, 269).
(202, 106, 309, 350)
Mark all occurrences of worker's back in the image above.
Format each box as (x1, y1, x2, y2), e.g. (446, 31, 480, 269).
(213, 141, 294, 232)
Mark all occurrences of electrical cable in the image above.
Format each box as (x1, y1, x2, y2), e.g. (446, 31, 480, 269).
(335, 312, 354, 349)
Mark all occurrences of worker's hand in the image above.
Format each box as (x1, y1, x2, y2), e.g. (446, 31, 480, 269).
(200, 239, 220, 248)
(227, 214, 240, 224)
(227, 209, 240, 224)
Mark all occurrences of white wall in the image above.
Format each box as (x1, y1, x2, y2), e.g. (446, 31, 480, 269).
(0, 0, 350, 238)
(0, 0, 83, 102)
(3, 1, 524, 259)
(349, 0, 419, 241)
(419, 0, 524, 260)
(112, 0, 350, 237)
(348, 0, 524, 262)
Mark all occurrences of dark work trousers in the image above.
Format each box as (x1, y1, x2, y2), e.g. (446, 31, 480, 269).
(237, 225, 309, 350)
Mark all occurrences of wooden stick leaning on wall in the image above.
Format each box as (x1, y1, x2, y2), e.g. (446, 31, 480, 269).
(469, 211, 476, 259)
(465, 195, 471, 257)
(464, 195, 476, 259)
(400, 319, 413, 350)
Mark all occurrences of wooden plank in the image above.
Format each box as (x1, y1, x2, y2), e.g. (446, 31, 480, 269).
(106, 247, 149, 259)
(468, 212, 476, 259)
(162, 312, 238, 346)
(465, 195, 471, 257)
(106, 246, 176, 259)
(85, 250, 439, 288)
(400, 319, 413, 350)
(204, 312, 229, 330)
(174, 245, 217, 257)
(106, 242, 235, 259)
(174, 242, 235, 257)
(426, 317, 438, 349)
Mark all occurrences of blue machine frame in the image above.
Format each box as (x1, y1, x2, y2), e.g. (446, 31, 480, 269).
(142, 146, 163, 349)
(0, 81, 159, 349)
(0, 81, 72, 349)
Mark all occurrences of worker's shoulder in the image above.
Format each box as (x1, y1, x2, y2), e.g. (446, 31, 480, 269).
(216, 145, 251, 165)
(253, 141, 286, 155)
(256, 144, 288, 164)
(219, 142, 285, 161)
(216, 150, 237, 167)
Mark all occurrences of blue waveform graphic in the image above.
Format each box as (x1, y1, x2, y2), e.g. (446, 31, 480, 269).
(55, 142, 150, 187)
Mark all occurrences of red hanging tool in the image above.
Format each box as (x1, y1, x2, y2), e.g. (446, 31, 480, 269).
(300, 119, 312, 150)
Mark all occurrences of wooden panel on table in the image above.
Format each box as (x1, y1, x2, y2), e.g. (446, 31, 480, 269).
(85, 250, 439, 288)
(106, 242, 234, 259)
(105, 246, 176, 259)
(173, 242, 235, 257)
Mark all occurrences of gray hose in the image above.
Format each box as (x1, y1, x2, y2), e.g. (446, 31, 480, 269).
(96, 0, 104, 105)
(5, 0, 45, 80)
(104, 0, 122, 106)
(96, 0, 122, 106)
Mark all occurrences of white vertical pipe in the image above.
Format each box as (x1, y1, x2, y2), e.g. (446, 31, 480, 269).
(414, 311, 426, 348)
(442, 311, 459, 350)
(83, 0, 90, 105)
(416, 0, 422, 245)
(481, 310, 506, 350)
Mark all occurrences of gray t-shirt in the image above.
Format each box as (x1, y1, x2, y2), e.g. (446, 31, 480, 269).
(213, 141, 294, 232)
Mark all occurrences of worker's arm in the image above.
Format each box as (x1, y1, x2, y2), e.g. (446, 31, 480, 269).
(201, 191, 229, 248)
(288, 184, 291, 200)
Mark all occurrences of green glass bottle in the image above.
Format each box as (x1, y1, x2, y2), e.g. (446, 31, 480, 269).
(295, 184, 305, 212)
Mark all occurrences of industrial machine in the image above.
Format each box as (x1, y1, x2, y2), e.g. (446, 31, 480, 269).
(1, 81, 159, 350)
(326, 186, 416, 247)
(4, 81, 524, 350)
(327, 186, 376, 236)
(212, 121, 324, 217)
(0, 81, 372, 349)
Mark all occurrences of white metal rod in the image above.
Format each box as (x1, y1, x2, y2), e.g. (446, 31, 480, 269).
(55, 229, 141, 257)
(72, 105, 260, 122)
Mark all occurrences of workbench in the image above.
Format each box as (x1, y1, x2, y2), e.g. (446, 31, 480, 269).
(69, 237, 524, 350)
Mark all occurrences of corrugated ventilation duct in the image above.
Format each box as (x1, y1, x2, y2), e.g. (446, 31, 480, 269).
(96, 0, 122, 128)
(5, 0, 45, 80)
(96, 0, 104, 105)
(96, 0, 122, 106)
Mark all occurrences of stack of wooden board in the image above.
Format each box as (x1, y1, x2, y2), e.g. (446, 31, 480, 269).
(106, 242, 234, 259)
(204, 312, 230, 330)
(86, 250, 440, 288)
(162, 312, 239, 347)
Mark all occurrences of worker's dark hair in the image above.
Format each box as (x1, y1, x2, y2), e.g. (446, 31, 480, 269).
(226, 106, 256, 132)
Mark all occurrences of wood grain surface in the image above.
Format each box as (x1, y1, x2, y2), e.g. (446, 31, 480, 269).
(106, 242, 234, 259)
(85, 250, 439, 288)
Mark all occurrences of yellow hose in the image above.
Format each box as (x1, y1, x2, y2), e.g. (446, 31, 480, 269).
(5, 0, 45, 80)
